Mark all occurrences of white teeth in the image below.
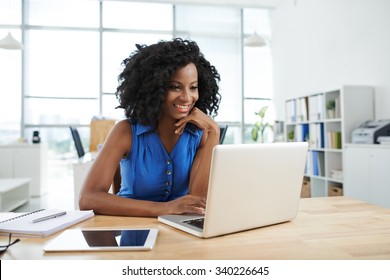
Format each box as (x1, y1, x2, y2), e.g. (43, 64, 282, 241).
(175, 104, 189, 109)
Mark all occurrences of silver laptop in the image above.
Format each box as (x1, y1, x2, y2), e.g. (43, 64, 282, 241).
(158, 142, 308, 238)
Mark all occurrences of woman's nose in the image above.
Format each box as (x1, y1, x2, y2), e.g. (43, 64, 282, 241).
(181, 88, 191, 101)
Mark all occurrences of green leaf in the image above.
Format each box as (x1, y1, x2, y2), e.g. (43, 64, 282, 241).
(251, 127, 258, 141)
(259, 106, 268, 118)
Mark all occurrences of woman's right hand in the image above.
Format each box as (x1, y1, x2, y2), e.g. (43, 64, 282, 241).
(165, 195, 206, 215)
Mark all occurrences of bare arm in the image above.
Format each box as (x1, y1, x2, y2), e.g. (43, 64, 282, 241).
(79, 119, 206, 217)
(175, 108, 220, 197)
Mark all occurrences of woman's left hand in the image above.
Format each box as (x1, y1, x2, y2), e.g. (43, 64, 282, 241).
(174, 107, 219, 135)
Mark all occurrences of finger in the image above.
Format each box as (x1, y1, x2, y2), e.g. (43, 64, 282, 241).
(188, 197, 207, 209)
(174, 123, 186, 135)
(175, 108, 203, 127)
(197, 198, 206, 208)
(175, 117, 187, 127)
(185, 194, 206, 204)
(186, 206, 205, 215)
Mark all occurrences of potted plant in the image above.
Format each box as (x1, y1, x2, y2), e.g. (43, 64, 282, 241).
(251, 106, 273, 143)
(287, 130, 295, 142)
(326, 99, 336, 118)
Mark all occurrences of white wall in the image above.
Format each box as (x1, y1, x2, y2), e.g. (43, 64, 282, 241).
(271, 0, 390, 121)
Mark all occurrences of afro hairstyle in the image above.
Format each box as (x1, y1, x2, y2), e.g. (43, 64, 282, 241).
(115, 38, 221, 125)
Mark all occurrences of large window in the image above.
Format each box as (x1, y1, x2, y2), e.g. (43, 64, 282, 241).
(103, 1, 172, 30)
(0, 0, 273, 151)
(26, 0, 100, 27)
(0, 30, 22, 143)
(175, 5, 242, 143)
(243, 8, 274, 143)
(24, 29, 100, 128)
(0, 0, 22, 144)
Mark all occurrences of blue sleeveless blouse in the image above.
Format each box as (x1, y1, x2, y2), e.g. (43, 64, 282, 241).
(117, 119, 203, 202)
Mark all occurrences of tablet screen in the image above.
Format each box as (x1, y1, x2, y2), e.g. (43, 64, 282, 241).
(82, 229, 149, 247)
(44, 228, 158, 252)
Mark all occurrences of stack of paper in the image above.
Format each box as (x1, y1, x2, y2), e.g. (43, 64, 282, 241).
(0, 209, 94, 237)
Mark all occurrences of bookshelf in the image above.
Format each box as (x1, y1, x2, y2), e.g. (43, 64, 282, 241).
(285, 85, 374, 197)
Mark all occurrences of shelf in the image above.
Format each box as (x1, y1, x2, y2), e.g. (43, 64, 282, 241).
(285, 85, 374, 198)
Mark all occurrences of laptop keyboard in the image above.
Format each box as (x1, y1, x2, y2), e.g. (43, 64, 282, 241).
(183, 218, 205, 229)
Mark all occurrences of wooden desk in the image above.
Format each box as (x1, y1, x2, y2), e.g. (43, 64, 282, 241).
(1, 197, 390, 260)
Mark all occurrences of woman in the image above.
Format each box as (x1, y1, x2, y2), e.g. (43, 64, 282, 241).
(79, 38, 221, 217)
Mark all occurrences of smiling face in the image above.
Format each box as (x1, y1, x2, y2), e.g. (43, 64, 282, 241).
(160, 63, 199, 122)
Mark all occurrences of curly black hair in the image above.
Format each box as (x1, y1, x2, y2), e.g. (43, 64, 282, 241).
(116, 38, 221, 125)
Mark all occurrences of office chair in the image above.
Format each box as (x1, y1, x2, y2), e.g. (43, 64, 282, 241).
(219, 125, 228, 144)
(70, 126, 86, 158)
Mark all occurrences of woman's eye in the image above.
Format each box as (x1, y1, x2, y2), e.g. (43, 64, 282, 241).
(169, 85, 180, 90)
(190, 86, 198, 91)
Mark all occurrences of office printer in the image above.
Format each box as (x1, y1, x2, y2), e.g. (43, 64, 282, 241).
(352, 119, 390, 144)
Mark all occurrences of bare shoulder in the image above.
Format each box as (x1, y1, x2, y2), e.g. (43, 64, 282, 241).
(104, 119, 132, 153)
(113, 119, 132, 134)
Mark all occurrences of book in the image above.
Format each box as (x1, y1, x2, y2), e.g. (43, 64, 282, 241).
(286, 99, 296, 123)
(0, 209, 94, 237)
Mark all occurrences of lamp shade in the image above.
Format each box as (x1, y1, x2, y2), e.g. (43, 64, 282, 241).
(0, 32, 23, 50)
(244, 32, 266, 47)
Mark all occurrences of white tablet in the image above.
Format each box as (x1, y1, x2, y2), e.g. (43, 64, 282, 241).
(43, 228, 158, 252)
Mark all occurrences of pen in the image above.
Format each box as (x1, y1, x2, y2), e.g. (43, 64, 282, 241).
(31, 211, 67, 223)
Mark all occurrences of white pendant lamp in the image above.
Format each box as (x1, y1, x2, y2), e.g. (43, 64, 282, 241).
(244, 32, 266, 47)
(0, 32, 23, 50)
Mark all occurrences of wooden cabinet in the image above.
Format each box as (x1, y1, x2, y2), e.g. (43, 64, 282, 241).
(0, 144, 47, 197)
(344, 144, 390, 208)
(285, 85, 374, 197)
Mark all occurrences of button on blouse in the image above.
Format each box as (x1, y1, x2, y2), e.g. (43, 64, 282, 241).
(117, 119, 203, 202)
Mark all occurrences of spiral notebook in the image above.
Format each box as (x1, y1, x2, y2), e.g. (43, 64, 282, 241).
(0, 209, 94, 237)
